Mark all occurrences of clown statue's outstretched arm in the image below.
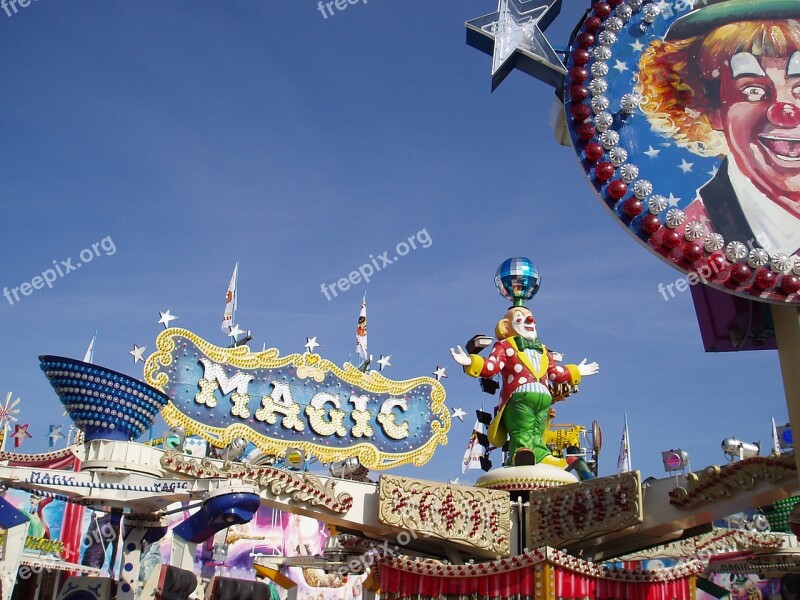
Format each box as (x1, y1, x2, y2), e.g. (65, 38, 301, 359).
(547, 356, 599, 385)
(450, 341, 511, 379)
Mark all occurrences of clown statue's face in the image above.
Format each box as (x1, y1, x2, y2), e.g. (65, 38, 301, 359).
(505, 306, 538, 341)
(712, 50, 800, 212)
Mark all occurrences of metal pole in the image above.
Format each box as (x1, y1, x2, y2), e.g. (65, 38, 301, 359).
(771, 304, 800, 479)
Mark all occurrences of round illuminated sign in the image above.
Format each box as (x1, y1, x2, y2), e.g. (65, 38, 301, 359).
(565, 0, 800, 303)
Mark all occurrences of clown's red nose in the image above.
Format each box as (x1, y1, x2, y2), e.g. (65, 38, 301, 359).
(767, 102, 800, 128)
(525, 316, 535, 325)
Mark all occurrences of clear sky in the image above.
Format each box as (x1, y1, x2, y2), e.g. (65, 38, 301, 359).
(0, 1, 791, 484)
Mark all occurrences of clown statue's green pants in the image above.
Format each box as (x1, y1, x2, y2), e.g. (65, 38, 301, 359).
(502, 389, 552, 465)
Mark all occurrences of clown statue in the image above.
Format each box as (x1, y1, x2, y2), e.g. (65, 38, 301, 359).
(450, 258, 599, 467)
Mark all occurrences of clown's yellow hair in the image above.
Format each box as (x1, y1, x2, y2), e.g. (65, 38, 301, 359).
(637, 20, 800, 157)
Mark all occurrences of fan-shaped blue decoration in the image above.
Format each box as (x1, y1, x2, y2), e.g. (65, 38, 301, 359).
(39, 355, 168, 442)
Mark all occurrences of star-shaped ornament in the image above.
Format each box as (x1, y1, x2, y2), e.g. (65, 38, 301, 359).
(305, 337, 321, 354)
(433, 366, 448, 381)
(466, 0, 567, 90)
(228, 324, 245, 340)
(11, 423, 32, 447)
(377, 355, 392, 371)
(158, 310, 178, 328)
(452, 407, 467, 422)
(130, 344, 147, 363)
(48, 425, 65, 447)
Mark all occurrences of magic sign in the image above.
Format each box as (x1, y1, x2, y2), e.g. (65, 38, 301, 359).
(144, 329, 450, 469)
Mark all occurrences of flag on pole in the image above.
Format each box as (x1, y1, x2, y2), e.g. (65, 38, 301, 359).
(462, 410, 493, 473)
(83, 330, 97, 363)
(617, 414, 632, 473)
(356, 294, 368, 361)
(772, 417, 781, 455)
(221, 262, 239, 333)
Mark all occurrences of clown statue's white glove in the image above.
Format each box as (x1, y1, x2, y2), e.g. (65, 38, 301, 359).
(450, 345, 471, 367)
(577, 358, 599, 377)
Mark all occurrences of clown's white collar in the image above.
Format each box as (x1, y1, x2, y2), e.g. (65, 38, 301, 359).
(727, 159, 800, 256)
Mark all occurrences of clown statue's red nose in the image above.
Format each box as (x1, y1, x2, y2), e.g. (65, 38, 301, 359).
(767, 102, 800, 128)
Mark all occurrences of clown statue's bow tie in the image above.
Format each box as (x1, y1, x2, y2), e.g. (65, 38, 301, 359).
(514, 336, 543, 353)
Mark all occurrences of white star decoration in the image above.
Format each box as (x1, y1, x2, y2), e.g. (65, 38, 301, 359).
(452, 407, 467, 422)
(667, 193, 681, 207)
(708, 165, 719, 178)
(630, 40, 644, 52)
(130, 344, 146, 363)
(613, 60, 628, 73)
(678, 158, 694, 173)
(433, 366, 448, 381)
(377, 355, 392, 371)
(228, 324, 245, 340)
(466, 0, 567, 89)
(305, 337, 321, 353)
(158, 310, 178, 328)
(644, 145, 661, 159)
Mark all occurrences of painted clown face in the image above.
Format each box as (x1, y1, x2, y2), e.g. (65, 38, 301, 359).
(713, 50, 800, 211)
(507, 307, 538, 340)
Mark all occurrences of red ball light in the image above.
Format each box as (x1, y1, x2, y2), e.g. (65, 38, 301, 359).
(641, 214, 661, 234)
(570, 67, 589, 84)
(623, 198, 643, 217)
(570, 84, 589, 102)
(593, 2, 611, 18)
(661, 230, 682, 249)
(594, 162, 615, 182)
(572, 49, 591, 66)
(571, 103, 591, 121)
(607, 180, 628, 200)
(728, 263, 752, 284)
(781, 274, 800, 295)
(754, 268, 777, 291)
(584, 142, 604, 162)
(577, 32, 595, 49)
(682, 242, 704, 263)
(609, 0, 624, 6)
(577, 122, 596, 141)
(584, 16, 602, 33)
(706, 253, 728, 277)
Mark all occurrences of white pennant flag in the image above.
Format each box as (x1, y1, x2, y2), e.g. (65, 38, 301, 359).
(83, 331, 97, 363)
(772, 417, 781, 455)
(221, 262, 239, 333)
(356, 294, 368, 361)
(617, 414, 632, 473)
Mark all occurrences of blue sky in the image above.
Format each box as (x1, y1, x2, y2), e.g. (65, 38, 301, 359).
(0, 1, 790, 483)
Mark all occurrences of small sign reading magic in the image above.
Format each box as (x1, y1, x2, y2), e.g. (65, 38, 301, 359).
(144, 329, 450, 469)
